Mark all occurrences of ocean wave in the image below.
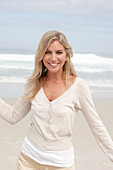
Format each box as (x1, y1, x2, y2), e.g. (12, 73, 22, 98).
(0, 53, 113, 88)
(0, 76, 113, 88)
(0, 65, 113, 73)
(0, 76, 26, 83)
(0, 54, 34, 61)
(87, 79, 113, 88)
(0, 65, 33, 70)
(76, 67, 113, 73)
(1, 53, 113, 70)
(1, 53, 113, 64)
(72, 53, 113, 65)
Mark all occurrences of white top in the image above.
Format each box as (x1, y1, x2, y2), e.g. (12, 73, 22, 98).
(22, 136, 74, 167)
(0, 77, 113, 164)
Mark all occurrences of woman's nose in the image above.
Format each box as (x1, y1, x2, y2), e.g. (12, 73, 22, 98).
(51, 53, 57, 60)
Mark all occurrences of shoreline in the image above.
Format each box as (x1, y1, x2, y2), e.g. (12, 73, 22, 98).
(0, 82, 113, 99)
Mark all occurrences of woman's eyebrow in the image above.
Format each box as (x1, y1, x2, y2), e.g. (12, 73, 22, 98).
(56, 49, 64, 51)
(47, 49, 63, 51)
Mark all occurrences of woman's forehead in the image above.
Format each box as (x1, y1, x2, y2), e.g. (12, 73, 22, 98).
(47, 40, 65, 50)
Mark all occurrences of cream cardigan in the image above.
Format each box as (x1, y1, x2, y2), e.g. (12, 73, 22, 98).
(0, 77, 113, 161)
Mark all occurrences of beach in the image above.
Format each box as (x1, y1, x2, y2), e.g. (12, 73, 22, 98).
(0, 52, 113, 169)
(0, 97, 113, 170)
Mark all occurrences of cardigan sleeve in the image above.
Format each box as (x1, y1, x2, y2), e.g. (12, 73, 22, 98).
(78, 79, 113, 162)
(0, 93, 31, 125)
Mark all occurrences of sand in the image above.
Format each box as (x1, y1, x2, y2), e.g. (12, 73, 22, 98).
(0, 97, 113, 170)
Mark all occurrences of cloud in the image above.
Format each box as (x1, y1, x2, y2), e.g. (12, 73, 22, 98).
(0, 0, 113, 18)
(0, 0, 67, 12)
(0, 0, 113, 53)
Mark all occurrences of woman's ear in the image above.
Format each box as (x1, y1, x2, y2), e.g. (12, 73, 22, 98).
(65, 55, 68, 61)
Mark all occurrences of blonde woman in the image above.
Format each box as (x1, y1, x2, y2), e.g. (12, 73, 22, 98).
(0, 30, 113, 170)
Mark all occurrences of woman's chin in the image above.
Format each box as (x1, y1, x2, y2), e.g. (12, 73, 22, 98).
(47, 68, 63, 74)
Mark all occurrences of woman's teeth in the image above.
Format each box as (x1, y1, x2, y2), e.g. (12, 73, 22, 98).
(49, 63, 58, 66)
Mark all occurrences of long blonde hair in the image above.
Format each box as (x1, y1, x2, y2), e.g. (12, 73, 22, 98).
(25, 30, 77, 100)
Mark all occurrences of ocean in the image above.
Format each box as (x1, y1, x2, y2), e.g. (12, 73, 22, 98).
(0, 52, 113, 98)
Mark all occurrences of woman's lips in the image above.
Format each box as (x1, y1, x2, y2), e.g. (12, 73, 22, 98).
(49, 63, 58, 66)
(48, 63, 59, 67)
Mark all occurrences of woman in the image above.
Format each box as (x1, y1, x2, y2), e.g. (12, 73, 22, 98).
(0, 30, 113, 170)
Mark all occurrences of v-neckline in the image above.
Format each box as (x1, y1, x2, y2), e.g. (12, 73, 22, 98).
(41, 77, 79, 104)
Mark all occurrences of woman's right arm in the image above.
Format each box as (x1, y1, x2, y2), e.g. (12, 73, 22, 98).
(77, 78, 113, 162)
(0, 93, 31, 125)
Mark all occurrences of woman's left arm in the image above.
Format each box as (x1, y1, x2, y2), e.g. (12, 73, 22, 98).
(78, 79, 113, 162)
(0, 93, 31, 125)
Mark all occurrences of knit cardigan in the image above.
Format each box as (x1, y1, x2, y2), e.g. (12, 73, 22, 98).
(0, 77, 113, 162)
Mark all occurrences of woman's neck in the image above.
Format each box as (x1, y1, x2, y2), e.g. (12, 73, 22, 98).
(46, 71, 65, 83)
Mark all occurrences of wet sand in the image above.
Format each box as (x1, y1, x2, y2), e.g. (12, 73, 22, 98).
(0, 98, 113, 170)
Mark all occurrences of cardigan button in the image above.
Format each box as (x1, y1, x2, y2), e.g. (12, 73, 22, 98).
(48, 119, 52, 124)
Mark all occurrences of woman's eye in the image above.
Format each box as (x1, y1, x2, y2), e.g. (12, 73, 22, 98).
(45, 51, 51, 54)
(57, 51, 62, 54)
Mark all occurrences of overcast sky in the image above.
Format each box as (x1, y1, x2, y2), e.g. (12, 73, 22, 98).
(0, 0, 113, 55)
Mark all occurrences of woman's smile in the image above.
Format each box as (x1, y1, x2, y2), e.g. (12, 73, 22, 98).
(48, 63, 59, 67)
(43, 40, 67, 73)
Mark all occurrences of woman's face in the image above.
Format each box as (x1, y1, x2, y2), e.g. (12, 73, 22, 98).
(43, 40, 67, 74)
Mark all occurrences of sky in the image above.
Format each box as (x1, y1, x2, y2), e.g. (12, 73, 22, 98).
(0, 0, 113, 56)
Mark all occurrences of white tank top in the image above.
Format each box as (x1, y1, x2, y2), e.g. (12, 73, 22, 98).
(21, 136, 74, 167)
